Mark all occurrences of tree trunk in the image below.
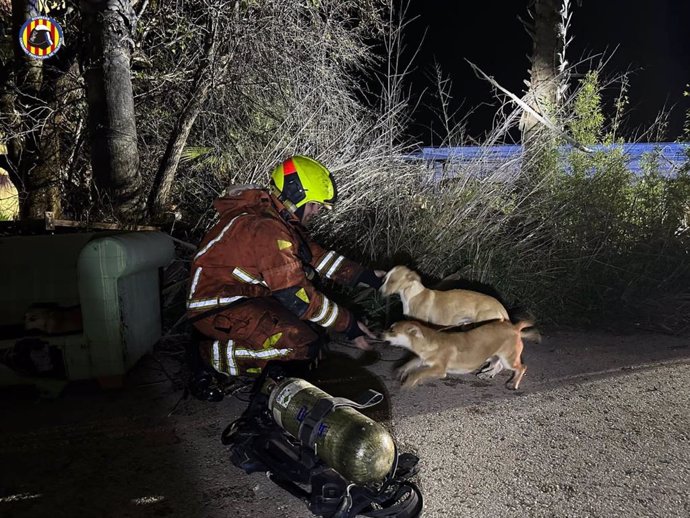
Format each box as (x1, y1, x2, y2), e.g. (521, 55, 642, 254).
(146, 25, 221, 220)
(518, 0, 566, 191)
(4, 0, 64, 219)
(520, 0, 562, 141)
(81, 0, 143, 221)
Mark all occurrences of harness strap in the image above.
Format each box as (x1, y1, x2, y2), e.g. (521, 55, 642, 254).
(297, 390, 383, 447)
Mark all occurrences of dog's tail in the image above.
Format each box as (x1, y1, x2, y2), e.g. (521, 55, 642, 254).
(514, 320, 541, 343)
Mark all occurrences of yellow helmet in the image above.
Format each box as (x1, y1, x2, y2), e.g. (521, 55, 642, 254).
(270, 155, 337, 211)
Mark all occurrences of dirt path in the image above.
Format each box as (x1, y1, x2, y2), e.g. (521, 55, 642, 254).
(1, 330, 688, 517)
(386, 331, 690, 518)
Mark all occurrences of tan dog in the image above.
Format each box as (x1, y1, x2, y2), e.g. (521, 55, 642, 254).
(380, 265, 509, 326)
(382, 319, 539, 390)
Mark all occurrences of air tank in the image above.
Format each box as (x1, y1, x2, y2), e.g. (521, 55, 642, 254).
(265, 377, 396, 486)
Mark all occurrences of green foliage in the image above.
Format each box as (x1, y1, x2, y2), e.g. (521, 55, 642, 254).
(486, 74, 690, 330)
(569, 71, 604, 147)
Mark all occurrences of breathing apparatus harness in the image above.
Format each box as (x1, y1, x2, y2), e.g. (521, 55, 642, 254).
(221, 366, 424, 518)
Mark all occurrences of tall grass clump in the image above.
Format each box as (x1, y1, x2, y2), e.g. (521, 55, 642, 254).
(324, 68, 690, 333)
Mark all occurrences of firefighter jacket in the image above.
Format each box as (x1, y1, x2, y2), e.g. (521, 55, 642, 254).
(187, 186, 369, 336)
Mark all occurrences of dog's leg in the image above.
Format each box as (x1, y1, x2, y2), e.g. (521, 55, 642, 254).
(395, 357, 423, 380)
(476, 357, 504, 380)
(499, 343, 526, 390)
(506, 363, 527, 390)
(402, 364, 447, 389)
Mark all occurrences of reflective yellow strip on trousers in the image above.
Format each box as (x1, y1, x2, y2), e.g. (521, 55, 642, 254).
(224, 340, 293, 376)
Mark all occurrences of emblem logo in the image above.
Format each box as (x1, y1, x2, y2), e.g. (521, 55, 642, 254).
(19, 16, 64, 60)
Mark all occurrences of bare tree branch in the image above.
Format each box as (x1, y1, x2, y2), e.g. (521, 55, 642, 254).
(466, 59, 593, 153)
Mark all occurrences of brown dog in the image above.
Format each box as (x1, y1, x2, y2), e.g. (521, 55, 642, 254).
(380, 265, 509, 326)
(382, 319, 539, 390)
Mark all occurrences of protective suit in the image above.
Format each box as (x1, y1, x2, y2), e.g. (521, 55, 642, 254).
(188, 185, 379, 376)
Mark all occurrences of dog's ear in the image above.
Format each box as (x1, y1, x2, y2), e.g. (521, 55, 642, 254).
(407, 269, 421, 282)
(407, 322, 422, 337)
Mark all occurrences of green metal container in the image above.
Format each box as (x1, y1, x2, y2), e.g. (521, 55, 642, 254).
(267, 377, 396, 486)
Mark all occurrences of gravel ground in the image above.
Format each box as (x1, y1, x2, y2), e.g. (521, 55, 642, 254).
(388, 331, 690, 518)
(1, 330, 688, 518)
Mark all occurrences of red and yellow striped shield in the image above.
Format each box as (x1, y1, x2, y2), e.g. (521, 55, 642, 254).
(19, 16, 64, 60)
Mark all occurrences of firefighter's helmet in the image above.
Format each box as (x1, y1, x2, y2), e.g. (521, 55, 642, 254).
(29, 24, 53, 49)
(270, 156, 337, 211)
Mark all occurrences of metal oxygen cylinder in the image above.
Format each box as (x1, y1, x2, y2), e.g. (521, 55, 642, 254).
(265, 377, 396, 486)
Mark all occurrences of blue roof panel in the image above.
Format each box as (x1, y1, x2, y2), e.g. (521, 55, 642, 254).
(412, 142, 688, 178)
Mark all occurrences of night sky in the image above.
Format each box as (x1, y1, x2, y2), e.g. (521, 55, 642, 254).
(402, 0, 690, 145)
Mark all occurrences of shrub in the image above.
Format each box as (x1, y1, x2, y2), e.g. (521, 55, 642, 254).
(326, 68, 690, 333)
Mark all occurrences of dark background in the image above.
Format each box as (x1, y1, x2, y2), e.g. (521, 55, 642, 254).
(399, 0, 690, 145)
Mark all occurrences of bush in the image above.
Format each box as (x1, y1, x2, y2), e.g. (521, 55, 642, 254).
(324, 69, 690, 333)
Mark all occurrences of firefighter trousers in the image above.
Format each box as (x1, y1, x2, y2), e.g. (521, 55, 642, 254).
(191, 297, 322, 377)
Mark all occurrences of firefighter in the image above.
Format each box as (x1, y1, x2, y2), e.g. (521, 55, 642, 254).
(187, 156, 385, 399)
